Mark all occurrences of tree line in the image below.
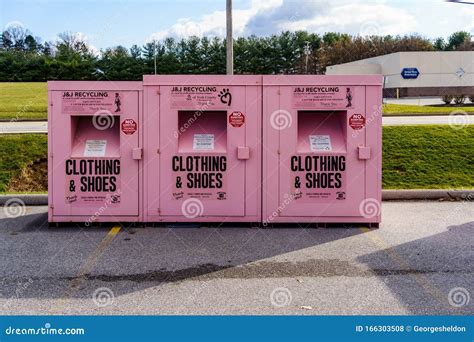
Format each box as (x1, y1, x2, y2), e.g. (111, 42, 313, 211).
(0, 25, 471, 81)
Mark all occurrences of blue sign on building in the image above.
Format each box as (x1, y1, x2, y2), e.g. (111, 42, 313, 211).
(401, 68, 420, 79)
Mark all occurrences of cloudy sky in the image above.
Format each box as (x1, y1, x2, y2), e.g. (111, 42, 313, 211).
(1, 0, 473, 50)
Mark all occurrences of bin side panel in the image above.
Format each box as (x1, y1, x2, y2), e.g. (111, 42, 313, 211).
(144, 85, 160, 218)
(364, 85, 383, 223)
(48, 89, 53, 221)
(243, 85, 262, 220)
(262, 85, 281, 224)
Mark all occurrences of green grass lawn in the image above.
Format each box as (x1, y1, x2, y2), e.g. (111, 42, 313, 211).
(383, 103, 474, 115)
(0, 134, 47, 192)
(383, 125, 474, 189)
(0, 126, 473, 192)
(0, 82, 47, 120)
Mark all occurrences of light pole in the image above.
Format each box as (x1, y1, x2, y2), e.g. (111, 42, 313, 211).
(303, 41, 311, 74)
(226, 0, 233, 75)
(154, 42, 157, 75)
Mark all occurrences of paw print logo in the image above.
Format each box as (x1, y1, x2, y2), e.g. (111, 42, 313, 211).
(218, 88, 232, 106)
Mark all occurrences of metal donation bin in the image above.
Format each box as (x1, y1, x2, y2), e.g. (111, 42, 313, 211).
(143, 75, 262, 222)
(262, 75, 383, 226)
(47, 75, 382, 225)
(48, 82, 143, 223)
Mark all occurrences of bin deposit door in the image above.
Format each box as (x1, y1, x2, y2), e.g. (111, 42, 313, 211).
(275, 85, 367, 217)
(159, 85, 246, 217)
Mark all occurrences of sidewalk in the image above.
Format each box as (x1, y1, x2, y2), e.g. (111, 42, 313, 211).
(0, 121, 48, 134)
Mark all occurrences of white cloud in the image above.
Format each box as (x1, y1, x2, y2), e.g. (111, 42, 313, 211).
(407, 1, 474, 39)
(57, 31, 100, 56)
(147, 0, 472, 42)
(148, 0, 282, 41)
(3, 21, 27, 31)
(277, 3, 416, 36)
(74, 32, 100, 55)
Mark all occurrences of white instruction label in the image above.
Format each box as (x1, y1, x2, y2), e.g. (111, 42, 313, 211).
(309, 135, 332, 152)
(193, 134, 215, 151)
(84, 139, 107, 157)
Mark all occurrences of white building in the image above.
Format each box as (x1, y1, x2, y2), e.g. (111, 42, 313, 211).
(326, 51, 474, 98)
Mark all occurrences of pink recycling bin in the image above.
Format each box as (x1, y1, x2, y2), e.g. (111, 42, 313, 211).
(47, 81, 143, 224)
(262, 75, 383, 226)
(143, 75, 262, 223)
(47, 75, 382, 226)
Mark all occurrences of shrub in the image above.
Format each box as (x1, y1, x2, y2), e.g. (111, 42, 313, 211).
(453, 95, 465, 105)
(441, 95, 454, 104)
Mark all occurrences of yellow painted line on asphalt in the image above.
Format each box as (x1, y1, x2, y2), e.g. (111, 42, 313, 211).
(50, 225, 121, 313)
(359, 226, 448, 307)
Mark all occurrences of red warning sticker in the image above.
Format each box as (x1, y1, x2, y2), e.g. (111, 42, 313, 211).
(349, 114, 365, 130)
(121, 119, 137, 135)
(229, 111, 245, 127)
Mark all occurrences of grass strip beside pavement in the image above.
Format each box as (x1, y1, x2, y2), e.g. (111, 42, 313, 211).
(383, 103, 474, 115)
(383, 125, 474, 189)
(0, 126, 473, 192)
(0, 82, 48, 120)
(0, 134, 47, 192)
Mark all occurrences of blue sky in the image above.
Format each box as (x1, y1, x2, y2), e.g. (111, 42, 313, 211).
(1, 0, 473, 52)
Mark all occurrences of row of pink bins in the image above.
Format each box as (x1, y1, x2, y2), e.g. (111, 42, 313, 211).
(48, 75, 382, 225)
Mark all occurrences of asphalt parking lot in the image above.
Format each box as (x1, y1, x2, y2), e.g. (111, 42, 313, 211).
(0, 201, 472, 315)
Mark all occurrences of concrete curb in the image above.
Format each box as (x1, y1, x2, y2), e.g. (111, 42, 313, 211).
(1, 190, 473, 206)
(0, 194, 48, 206)
(0, 131, 47, 135)
(382, 190, 474, 201)
(0, 118, 48, 122)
